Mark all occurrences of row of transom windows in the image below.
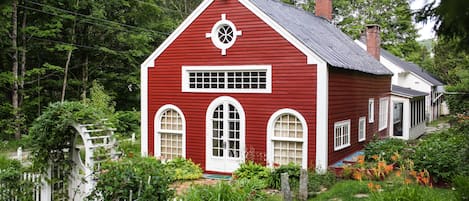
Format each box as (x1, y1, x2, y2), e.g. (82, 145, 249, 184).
(155, 105, 305, 167)
(188, 71, 267, 89)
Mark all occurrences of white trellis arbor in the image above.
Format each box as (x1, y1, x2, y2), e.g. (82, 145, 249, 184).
(1, 120, 119, 201)
(67, 120, 120, 201)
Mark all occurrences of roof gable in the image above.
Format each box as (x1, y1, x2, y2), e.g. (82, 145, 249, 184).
(380, 49, 444, 86)
(142, 0, 392, 76)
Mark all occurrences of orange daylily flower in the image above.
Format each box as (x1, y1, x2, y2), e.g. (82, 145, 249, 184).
(353, 171, 363, 181)
(405, 178, 412, 184)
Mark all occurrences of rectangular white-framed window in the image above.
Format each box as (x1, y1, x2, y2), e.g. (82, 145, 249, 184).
(368, 98, 374, 123)
(379, 97, 389, 131)
(358, 116, 366, 142)
(334, 120, 351, 151)
(182, 65, 272, 93)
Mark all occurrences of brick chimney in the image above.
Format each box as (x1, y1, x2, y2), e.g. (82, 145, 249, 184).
(365, 24, 381, 61)
(315, 0, 332, 21)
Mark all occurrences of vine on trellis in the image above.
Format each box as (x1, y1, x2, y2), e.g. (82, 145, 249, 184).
(28, 82, 114, 199)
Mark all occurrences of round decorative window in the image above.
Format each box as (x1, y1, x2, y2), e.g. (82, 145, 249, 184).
(206, 14, 242, 55)
(218, 25, 234, 44)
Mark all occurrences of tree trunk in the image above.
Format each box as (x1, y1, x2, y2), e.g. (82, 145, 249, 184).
(60, 50, 72, 103)
(61, 0, 79, 103)
(19, 3, 26, 108)
(11, 0, 20, 139)
(81, 55, 88, 101)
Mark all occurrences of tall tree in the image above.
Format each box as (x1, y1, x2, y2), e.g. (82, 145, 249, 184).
(10, 0, 21, 139)
(431, 38, 469, 114)
(416, 0, 469, 52)
(302, 0, 424, 62)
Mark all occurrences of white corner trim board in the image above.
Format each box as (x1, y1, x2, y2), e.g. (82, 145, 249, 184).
(315, 62, 328, 172)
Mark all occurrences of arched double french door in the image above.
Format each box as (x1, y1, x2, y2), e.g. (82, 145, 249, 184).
(205, 96, 245, 172)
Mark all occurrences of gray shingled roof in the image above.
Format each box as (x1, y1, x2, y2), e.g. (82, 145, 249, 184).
(250, 0, 392, 75)
(380, 50, 444, 86)
(392, 85, 428, 98)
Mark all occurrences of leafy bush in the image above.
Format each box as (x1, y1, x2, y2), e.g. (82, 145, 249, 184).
(88, 157, 174, 200)
(308, 170, 336, 192)
(112, 111, 140, 137)
(453, 175, 469, 201)
(165, 157, 203, 180)
(364, 138, 408, 163)
(118, 138, 140, 158)
(411, 131, 469, 182)
(268, 163, 301, 189)
(0, 156, 37, 201)
(29, 101, 105, 174)
(233, 161, 271, 187)
(179, 180, 276, 201)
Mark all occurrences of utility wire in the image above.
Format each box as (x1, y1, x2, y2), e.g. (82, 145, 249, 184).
(30, 36, 126, 54)
(18, 4, 151, 35)
(24, 0, 171, 36)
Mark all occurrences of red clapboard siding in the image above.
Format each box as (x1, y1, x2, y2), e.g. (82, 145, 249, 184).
(147, 0, 317, 170)
(328, 68, 391, 165)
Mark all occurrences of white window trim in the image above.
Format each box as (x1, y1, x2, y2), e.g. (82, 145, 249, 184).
(379, 97, 389, 131)
(368, 98, 374, 123)
(205, 14, 242, 56)
(182, 65, 272, 93)
(154, 104, 186, 159)
(266, 109, 308, 169)
(334, 120, 351, 151)
(358, 117, 366, 142)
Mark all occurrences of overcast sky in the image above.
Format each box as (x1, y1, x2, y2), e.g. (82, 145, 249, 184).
(410, 0, 438, 40)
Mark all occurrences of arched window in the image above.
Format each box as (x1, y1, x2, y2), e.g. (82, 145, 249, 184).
(155, 104, 185, 160)
(267, 109, 308, 168)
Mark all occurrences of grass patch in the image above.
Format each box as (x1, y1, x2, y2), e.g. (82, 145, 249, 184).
(309, 180, 372, 201)
(0, 137, 30, 153)
(427, 115, 451, 127)
(309, 179, 457, 201)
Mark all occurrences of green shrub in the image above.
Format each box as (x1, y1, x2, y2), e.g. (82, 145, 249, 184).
(112, 111, 140, 137)
(308, 170, 336, 192)
(117, 138, 140, 158)
(411, 131, 469, 182)
(165, 157, 203, 180)
(88, 157, 174, 201)
(268, 163, 301, 189)
(233, 161, 271, 187)
(370, 184, 457, 201)
(0, 156, 36, 201)
(179, 180, 274, 201)
(453, 175, 469, 201)
(364, 138, 408, 163)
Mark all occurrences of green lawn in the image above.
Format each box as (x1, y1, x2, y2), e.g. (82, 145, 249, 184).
(308, 180, 457, 201)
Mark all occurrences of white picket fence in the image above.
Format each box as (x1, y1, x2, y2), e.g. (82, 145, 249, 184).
(0, 171, 43, 201)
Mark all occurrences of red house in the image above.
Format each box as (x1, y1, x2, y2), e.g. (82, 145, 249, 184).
(140, 0, 392, 173)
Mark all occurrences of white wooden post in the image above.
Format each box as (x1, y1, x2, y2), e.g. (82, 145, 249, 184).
(41, 167, 52, 201)
(17, 147, 22, 161)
